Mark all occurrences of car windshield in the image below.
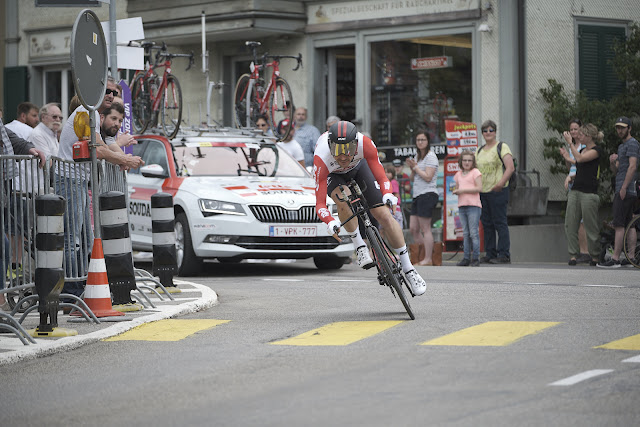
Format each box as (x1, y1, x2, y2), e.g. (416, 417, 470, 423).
(173, 142, 308, 177)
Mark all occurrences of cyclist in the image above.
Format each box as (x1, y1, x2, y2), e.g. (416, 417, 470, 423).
(313, 121, 427, 296)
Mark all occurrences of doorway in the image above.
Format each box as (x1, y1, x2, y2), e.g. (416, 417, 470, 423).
(325, 47, 355, 128)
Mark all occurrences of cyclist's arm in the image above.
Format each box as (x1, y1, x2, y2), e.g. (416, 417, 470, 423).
(313, 155, 333, 225)
(362, 136, 393, 196)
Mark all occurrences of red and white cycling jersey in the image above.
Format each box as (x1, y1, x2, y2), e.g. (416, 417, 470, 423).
(313, 131, 392, 225)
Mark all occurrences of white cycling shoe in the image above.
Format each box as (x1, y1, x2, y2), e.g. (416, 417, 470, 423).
(405, 269, 426, 296)
(355, 245, 375, 270)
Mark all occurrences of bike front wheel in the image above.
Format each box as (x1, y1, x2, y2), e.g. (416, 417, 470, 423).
(234, 74, 261, 129)
(366, 226, 415, 320)
(623, 214, 640, 268)
(131, 74, 152, 134)
(160, 73, 183, 139)
(268, 77, 294, 141)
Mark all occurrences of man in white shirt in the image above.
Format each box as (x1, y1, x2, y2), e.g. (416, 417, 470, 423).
(5, 102, 39, 140)
(29, 103, 62, 158)
(276, 119, 305, 167)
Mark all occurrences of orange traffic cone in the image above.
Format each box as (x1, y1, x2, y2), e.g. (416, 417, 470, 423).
(73, 238, 124, 318)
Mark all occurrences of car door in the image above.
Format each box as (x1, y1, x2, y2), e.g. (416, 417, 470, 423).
(127, 138, 170, 250)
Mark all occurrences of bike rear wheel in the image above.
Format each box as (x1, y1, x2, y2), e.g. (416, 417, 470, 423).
(234, 74, 261, 129)
(366, 226, 415, 320)
(160, 73, 183, 139)
(268, 77, 294, 141)
(623, 215, 640, 268)
(131, 74, 152, 134)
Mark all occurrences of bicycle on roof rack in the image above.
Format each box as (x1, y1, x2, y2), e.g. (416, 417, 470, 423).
(233, 41, 302, 141)
(130, 41, 194, 139)
(334, 179, 415, 320)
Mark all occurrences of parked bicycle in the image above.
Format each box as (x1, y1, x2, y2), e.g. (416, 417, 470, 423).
(234, 41, 302, 140)
(130, 41, 194, 139)
(335, 179, 415, 320)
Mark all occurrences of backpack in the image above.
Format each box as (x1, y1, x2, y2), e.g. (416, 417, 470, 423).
(477, 141, 517, 190)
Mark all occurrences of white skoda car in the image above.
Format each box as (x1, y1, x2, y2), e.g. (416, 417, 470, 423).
(127, 130, 353, 276)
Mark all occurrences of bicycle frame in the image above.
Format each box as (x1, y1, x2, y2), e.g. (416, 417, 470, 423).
(243, 58, 281, 127)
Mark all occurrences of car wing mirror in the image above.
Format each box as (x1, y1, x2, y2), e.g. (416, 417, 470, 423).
(141, 164, 168, 178)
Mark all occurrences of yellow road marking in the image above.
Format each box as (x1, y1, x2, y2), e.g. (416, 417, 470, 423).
(103, 319, 230, 342)
(421, 321, 560, 347)
(596, 333, 640, 350)
(271, 321, 404, 346)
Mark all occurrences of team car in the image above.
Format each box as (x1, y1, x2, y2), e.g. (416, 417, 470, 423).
(128, 129, 353, 276)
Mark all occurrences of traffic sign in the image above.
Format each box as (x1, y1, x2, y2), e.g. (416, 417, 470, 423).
(70, 9, 108, 110)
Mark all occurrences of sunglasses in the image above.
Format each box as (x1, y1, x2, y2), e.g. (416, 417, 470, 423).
(482, 128, 495, 133)
(105, 89, 119, 96)
(257, 123, 268, 127)
(48, 114, 63, 120)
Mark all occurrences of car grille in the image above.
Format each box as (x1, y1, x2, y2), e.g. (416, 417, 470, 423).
(249, 205, 321, 223)
(234, 236, 340, 250)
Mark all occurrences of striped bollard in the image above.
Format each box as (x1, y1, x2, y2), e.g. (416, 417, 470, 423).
(30, 194, 77, 337)
(99, 191, 142, 311)
(151, 193, 179, 293)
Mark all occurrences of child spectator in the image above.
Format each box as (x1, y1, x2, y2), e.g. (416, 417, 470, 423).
(452, 150, 483, 266)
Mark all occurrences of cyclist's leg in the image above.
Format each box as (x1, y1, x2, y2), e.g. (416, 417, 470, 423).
(328, 171, 373, 269)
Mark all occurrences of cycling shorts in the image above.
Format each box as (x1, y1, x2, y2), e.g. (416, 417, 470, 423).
(327, 161, 384, 208)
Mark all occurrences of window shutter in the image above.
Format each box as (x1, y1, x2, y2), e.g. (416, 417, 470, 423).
(579, 25, 626, 100)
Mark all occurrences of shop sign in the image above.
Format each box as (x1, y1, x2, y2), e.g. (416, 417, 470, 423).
(411, 56, 452, 70)
(30, 30, 71, 59)
(309, 0, 479, 25)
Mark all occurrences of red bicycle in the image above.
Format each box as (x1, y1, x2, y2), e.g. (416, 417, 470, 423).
(233, 41, 302, 140)
(130, 42, 194, 139)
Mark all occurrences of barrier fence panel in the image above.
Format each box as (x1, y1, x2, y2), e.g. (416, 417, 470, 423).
(2, 155, 131, 308)
(1, 155, 46, 310)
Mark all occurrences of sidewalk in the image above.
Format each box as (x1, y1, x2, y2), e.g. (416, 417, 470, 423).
(0, 280, 218, 366)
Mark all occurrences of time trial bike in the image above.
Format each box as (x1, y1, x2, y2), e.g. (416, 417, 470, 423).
(334, 179, 415, 320)
(130, 41, 194, 139)
(233, 41, 302, 140)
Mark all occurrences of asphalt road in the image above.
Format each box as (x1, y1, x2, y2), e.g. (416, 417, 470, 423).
(2, 260, 639, 426)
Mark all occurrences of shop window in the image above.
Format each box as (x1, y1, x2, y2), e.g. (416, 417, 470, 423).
(578, 24, 625, 101)
(44, 69, 74, 117)
(370, 34, 472, 146)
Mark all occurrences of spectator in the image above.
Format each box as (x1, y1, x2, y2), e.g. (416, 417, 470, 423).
(393, 158, 412, 204)
(0, 118, 46, 299)
(383, 164, 403, 230)
(29, 103, 62, 159)
(453, 150, 483, 267)
(293, 107, 321, 167)
(276, 119, 305, 167)
(560, 118, 590, 263)
(598, 117, 639, 268)
(6, 102, 39, 140)
(255, 114, 272, 136)
(326, 115, 341, 131)
(562, 123, 603, 266)
(406, 129, 439, 266)
(476, 120, 515, 264)
(56, 81, 144, 298)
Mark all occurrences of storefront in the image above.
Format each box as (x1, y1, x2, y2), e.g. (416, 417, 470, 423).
(307, 0, 481, 147)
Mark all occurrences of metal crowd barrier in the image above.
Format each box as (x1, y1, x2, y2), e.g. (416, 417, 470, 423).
(1, 155, 130, 316)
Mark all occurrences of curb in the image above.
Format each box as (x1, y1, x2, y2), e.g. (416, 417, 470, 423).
(0, 281, 218, 366)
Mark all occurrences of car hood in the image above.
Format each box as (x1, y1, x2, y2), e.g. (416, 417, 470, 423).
(179, 176, 319, 207)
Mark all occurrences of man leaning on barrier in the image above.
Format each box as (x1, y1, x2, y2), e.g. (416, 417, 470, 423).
(0, 117, 46, 311)
(56, 78, 144, 299)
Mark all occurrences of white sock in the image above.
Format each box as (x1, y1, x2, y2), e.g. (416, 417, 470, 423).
(394, 245, 413, 273)
(349, 227, 366, 250)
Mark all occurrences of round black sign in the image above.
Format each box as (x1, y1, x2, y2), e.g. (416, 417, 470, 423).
(70, 9, 108, 110)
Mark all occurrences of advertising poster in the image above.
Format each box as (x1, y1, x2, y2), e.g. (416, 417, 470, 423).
(443, 120, 478, 242)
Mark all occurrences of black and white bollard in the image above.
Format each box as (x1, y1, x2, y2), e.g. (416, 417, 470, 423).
(99, 191, 141, 311)
(30, 194, 77, 337)
(151, 193, 179, 293)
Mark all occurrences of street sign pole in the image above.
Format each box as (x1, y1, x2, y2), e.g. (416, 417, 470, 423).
(70, 9, 108, 239)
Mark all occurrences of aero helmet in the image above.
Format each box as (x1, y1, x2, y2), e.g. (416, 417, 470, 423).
(328, 121, 358, 157)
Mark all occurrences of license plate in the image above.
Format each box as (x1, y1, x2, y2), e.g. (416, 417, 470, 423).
(269, 226, 317, 237)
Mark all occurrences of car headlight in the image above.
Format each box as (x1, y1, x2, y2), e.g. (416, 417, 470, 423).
(199, 199, 246, 216)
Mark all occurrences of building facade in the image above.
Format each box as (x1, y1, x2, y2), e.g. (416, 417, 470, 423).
(2, 0, 638, 205)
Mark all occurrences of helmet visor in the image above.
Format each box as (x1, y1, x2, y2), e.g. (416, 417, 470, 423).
(329, 140, 357, 157)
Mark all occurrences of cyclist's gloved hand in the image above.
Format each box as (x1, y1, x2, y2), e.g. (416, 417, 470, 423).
(382, 193, 398, 209)
(327, 219, 341, 236)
